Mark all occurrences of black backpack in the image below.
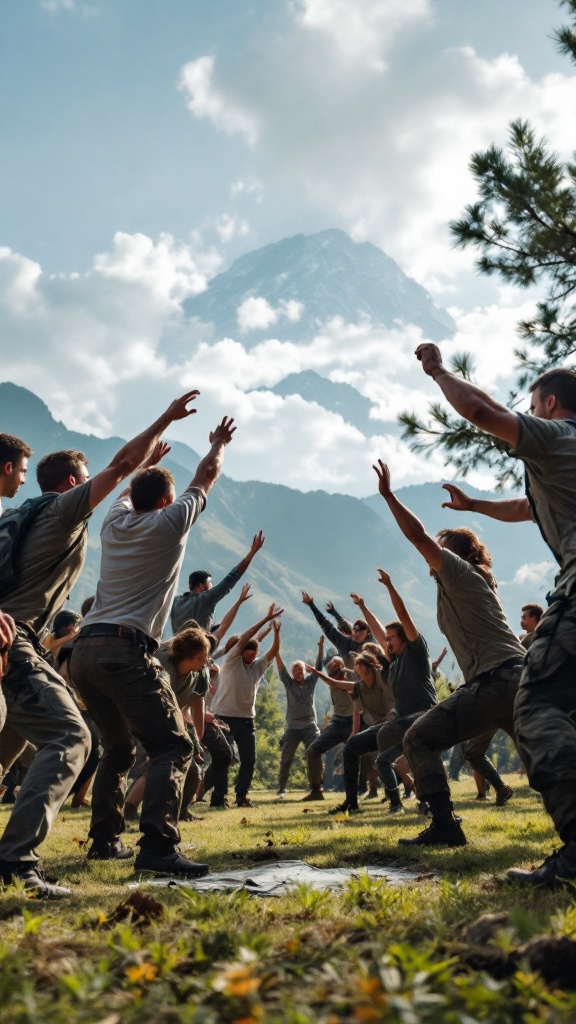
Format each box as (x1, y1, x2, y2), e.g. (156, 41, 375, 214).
(0, 495, 57, 600)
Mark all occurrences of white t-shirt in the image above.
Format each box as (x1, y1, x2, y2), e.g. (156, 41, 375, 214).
(210, 646, 268, 718)
(83, 486, 205, 641)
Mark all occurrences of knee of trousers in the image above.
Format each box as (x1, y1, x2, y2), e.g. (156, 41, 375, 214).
(103, 741, 138, 776)
(148, 732, 194, 770)
(403, 719, 426, 761)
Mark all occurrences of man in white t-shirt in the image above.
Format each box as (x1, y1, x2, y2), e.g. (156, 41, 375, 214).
(210, 605, 283, 808)
(70, 418, 235, 878)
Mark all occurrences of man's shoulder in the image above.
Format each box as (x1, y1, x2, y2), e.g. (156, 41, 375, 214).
(48, 480, 92, 525)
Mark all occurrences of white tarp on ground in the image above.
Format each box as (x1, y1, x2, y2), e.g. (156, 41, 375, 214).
(128, 859, 429, 896)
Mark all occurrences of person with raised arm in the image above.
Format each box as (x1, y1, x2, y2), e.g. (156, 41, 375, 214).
(210, 605, 283, 808)
(171, 532, 265, 635)
(70, 416, 235, 879)
(302, 653, 354, 802)
(373, 460, 525, 845)
(0, 390, 202, 898)
(301, 591, 373, 667)
(275, 636, 323, 798)
(415, 350, 576, 879)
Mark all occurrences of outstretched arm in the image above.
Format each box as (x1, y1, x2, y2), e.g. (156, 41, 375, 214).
(416, 344, 520, 447)
(190, 417, 236, 495)
(373, 460, 442, 571)
(301, 591, 353, 653)
(89, 391, 200, 510)
(376, 570, 418, 642)
(264, 619, 282, 666)
(441, 483, 532, 523)
(304, 665, 354, 692)
(212, 583, 252, 643)
(350, 593, 390, 659)
(232, 604, 283, 656)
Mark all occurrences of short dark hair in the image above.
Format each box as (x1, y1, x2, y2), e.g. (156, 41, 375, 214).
(52, 609, 82, 638)
(243, 638, 260, 654)
(385, 619, 407, 643)
(522, 603, 543, 622)
(189, 570, 211, 590)
(530, 368, 576, 413)
(36, 450, 88, 492)
(130, 467, 174, 512)
(352, 619, 369, 633)
(0, 433, 32, 467)
(170, 627, 210, 664)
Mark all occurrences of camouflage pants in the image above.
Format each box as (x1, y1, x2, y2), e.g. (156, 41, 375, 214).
(404, 658, 523, 799)
(515, 574, 576, 842)
(71, 634, 193, 854)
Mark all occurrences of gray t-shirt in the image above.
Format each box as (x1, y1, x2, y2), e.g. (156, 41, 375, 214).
(210, 646, 268, 718)
(280, 666, 318, 728)
(435, 549, 525, 682)
(330, 682, 354, 717)
(3, 481, 92, 634)
(83, 486, 205, 641)
(171, 564, 243, 635)
(351, 669, 393, 726)
(511, 414, 576, 577)
(388, 633, 437, 718)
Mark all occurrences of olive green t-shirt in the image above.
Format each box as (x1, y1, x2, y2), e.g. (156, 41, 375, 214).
(3, 481, 92, 635)
(156, 641, 209, 709)
(511, 414, 576, 577)
(435, 549, 525, 683)
(351, 669, 393, 726)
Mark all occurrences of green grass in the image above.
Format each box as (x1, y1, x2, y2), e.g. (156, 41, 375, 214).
(1, 775, 576, 1022)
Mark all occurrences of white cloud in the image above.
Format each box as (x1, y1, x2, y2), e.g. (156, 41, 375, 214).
(237, 297, 278, 332)
(512, 561, 556, 586)
(292, 0, 432, 71)
(178, 56, 259, 145)
(215, 214, 250, 244)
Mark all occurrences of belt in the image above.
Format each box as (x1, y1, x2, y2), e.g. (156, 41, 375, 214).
(472, 655, 524, 685)
(78, 623, 157, 653)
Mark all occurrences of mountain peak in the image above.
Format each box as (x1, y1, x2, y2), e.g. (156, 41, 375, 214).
(181, 229, 456, 347)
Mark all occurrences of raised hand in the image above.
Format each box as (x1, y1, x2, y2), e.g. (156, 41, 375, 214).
(350, 592, 364, 607)
(209, 416, 236, 446)
(239, 583, 252, 603)
(250, 530, 265, 554)
(301, 591, 313, 606)
(441, 483, 473, 511)
(326, 601, 335, 614)
(318, 635, 325, 647)
(144, 440, 171, 467)
(377, 569, 392, 588)
(164, 390, 200, 421)
(415, 343, 443, 378)
(272, 619, 281, 635)
(373, 459, 392, 499)
(267, 604, 284, 620)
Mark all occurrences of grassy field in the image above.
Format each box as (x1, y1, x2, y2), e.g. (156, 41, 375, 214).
(2, 775, 576, 1023)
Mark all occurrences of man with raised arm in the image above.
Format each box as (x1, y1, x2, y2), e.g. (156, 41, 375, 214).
(351, 582, 437, 815)
(416, 349, 576, 882)
(171, 531, 265, 635)
(301, 591, 373, 666)
(210, 605, 283, 808)
(374, 460, 524, 845)
(0, 391, 201, 897)
(302, 654, 354, 802)
(70, 418, 235, 878)
(275, 636, 322, 798)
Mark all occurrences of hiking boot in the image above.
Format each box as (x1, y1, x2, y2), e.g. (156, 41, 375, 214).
(329, 801, 360, 815)
(87, 839, 134, 861)
(179, 810, 205, 822)
(236, 796, 255, 808)
(417, 800, 430, 816)
(398, 820, 467, 847)
(277, 790, 286, 799)
(302, 789, 324, 802)
(210, 797, 229, 809)
(506, 847, 576, 889)
(134, 849, 209, 877)
(363, 789, 379, 800)
(0, 860, 71, 899)
(495, 785, 514, 807)
(388, 803, 405, 815)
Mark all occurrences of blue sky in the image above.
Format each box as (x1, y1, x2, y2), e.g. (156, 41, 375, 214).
(1, 0, 573, 498)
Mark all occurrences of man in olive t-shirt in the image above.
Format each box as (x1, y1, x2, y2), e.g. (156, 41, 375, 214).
(0, 390, 202, 898)
(414, 351, 576, 885)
